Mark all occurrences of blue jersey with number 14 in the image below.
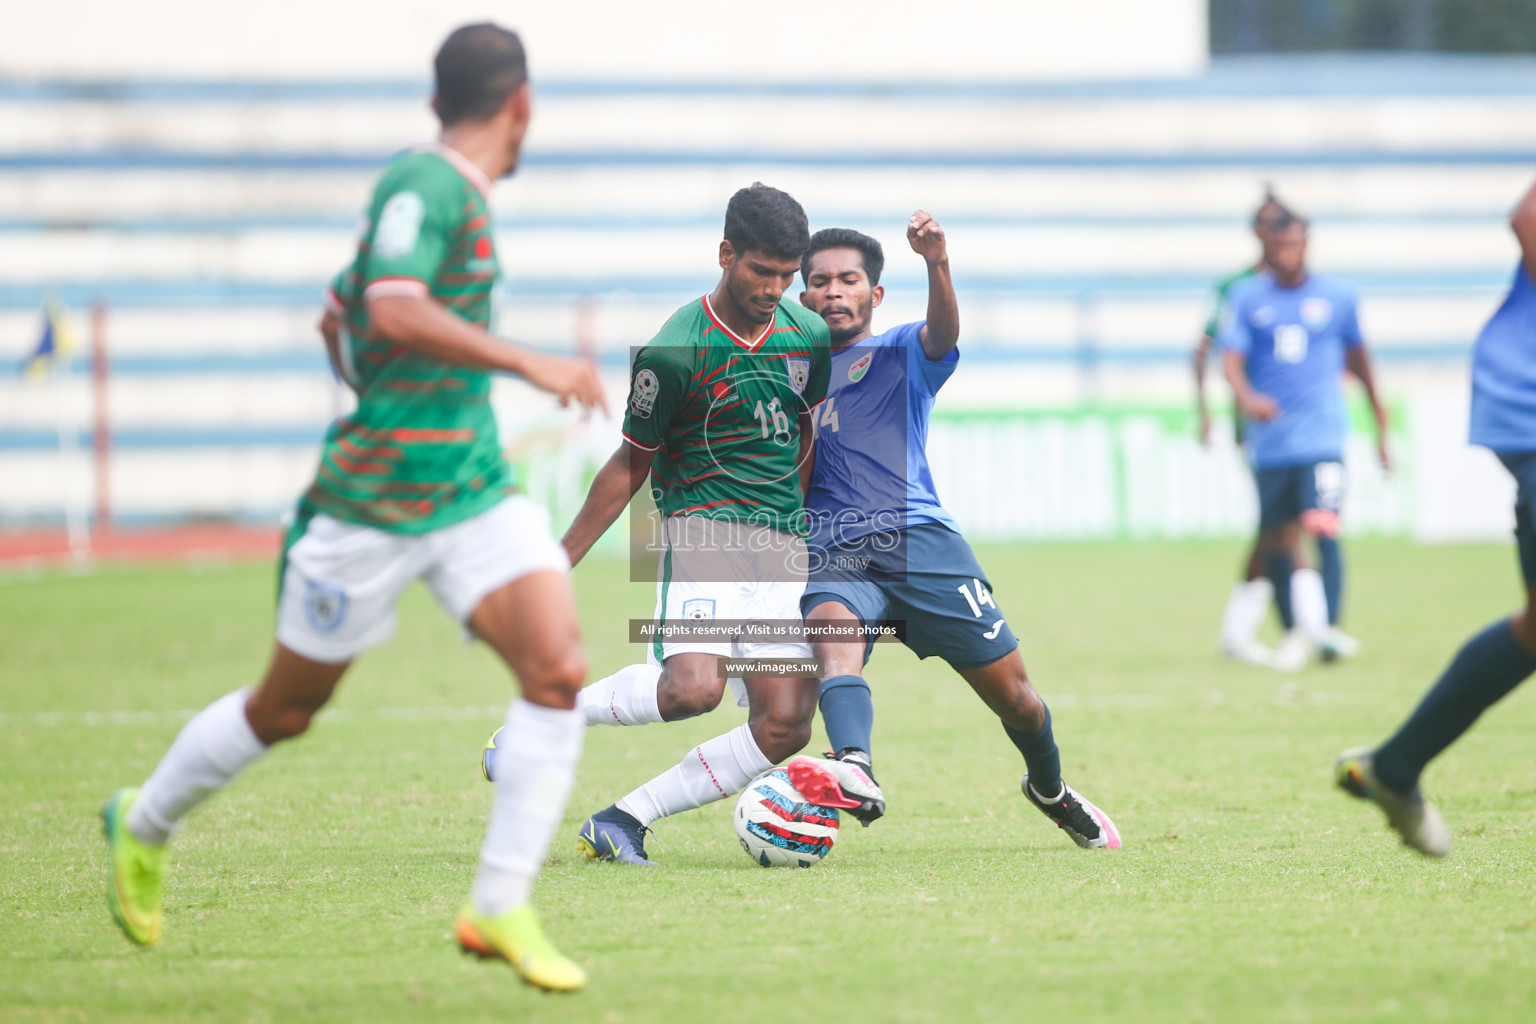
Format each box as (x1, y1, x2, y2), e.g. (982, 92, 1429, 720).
(805, 320, 959, 550)
(1219, 271, 1363, 469)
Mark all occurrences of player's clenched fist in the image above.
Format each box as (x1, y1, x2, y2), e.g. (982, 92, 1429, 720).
(907, 210, 947, 265)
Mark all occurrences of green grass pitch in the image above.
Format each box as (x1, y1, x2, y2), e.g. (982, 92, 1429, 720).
(3, 540, 1535, 1023)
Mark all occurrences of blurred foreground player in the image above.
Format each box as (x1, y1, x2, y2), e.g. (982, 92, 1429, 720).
(1336, 179, 1536, 857)
(1221, 211, 1390, 671)
(790, 215, 1120, 849)
(1196, 190, 1307, 667)
(100, 24, 605, 991)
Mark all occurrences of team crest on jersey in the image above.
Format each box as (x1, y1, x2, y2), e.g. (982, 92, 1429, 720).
(303, 580, 349, 634)
(1300, 297, 1333, 328)
(374, 191, 425, 258)
(785, 358, 810, 395)
(681, 598, 716, 621)
(632, 369, 659, 418)
(848, 352, 874, 383)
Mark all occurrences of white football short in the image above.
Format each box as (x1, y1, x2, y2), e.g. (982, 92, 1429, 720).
(645, 515, 813, 706)
(275, 495, 569, 663)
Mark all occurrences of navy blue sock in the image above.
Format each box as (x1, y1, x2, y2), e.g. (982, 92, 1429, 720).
(1317, 535, 1344, 626)
(1263, 550, 1296, 631)
(819, 675, 874, 756)
(1003, 705, 1061, 796)
(1373, 620, 1536, 792)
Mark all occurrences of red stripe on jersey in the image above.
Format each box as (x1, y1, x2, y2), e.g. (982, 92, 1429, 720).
(328, 452, 397, 476)
(336, 436, 403, 460)
(695, 358, 738, 385)
(342, 426, 476, 444)
(674, 499, 764, 514)
(664, 467, 728, 486)
(621, 430, 660, 452)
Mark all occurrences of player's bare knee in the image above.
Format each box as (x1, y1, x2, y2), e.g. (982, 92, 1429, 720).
(1004, 687, 1047, 732)
(250, 701, 318, 744)
(658, 675, 725, 719)
(519, 647, 587, 704)
(751, 712, 812, 762)
(1511, 606, 1536, 653)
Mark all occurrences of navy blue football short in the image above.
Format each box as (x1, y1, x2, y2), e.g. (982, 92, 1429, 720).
(801, 521, 1019, 671)
(1498, 451, 1536, 584)
(1255, 458, 1346, 535)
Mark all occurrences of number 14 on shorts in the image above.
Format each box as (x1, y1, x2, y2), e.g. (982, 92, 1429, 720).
(958, 579, 1006, 639)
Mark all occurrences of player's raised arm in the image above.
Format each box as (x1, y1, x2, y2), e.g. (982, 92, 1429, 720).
(1511, 176, 1536, 285)
(561, 440, 656, 567)
(368, 294, 605, 412)
(909, 211, 958, 360)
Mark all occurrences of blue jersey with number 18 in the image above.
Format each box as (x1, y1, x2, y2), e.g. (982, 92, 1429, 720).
(804, 320, 960, 551)
(1219, 270, 1363, 469)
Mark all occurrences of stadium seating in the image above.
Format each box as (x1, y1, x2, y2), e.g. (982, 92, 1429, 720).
(0, 56, 1530, 527)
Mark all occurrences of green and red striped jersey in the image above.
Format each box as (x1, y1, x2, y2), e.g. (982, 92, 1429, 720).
(622, 296, 831, 533)
(310, 144, 509, 533)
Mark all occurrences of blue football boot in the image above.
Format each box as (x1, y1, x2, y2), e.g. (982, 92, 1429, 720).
(576, 805, 657, 866)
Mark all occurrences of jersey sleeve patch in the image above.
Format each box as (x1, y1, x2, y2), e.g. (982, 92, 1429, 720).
(362, 161, 459, 295)
(621, 346, 690, 449)
(373, 191, 426, 259)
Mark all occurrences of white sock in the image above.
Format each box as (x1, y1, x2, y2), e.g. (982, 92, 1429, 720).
(126, 689, 268, 845)
(616, 723, 774, 827)
(1220, 578, 1274, 645)
(577, 662, 664, 727)
(1291, 568, 1329, 643)
(471, 699, 584, 917)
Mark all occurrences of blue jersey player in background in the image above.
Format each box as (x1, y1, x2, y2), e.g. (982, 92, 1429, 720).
(1221, 210, 1391, 672)
(1335, 178, 1536, 858)
(784, 212, 1121, 851)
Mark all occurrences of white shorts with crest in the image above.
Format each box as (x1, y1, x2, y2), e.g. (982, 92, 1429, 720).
(275, 496, 569, 663)
(644, 515, 813, 707)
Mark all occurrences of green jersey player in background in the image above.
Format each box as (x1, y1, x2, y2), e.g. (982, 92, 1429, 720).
(482, 183, 879, 865)
(99, 24, 605, 992)
(1195, 188, 1311, 670)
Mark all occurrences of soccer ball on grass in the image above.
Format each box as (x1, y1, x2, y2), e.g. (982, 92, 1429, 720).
(734, 767, 840, 867)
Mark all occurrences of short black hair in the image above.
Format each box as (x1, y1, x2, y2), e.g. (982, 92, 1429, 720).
(1270, 208, 1309, 233)
(1254, 184, 1305, 231)
(801, 228, 886, 286)
(723, 183, 810, 261)
(434, 23, 528, 127)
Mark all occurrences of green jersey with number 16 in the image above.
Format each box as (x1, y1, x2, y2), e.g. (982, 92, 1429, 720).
(621, 296, 831, 534)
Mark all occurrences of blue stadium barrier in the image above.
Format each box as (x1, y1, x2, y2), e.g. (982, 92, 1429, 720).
(0, 271, 1513, 311)
(3, 56, 1536, 102)
(6, 148, 1536, 171)
(0, 211, 1509, 234)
